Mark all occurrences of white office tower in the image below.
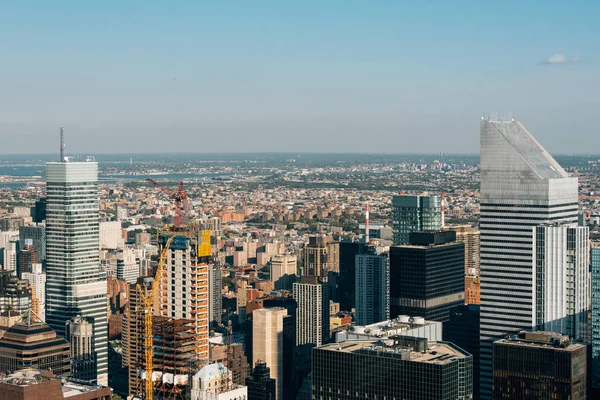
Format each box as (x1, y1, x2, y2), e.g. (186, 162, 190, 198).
(45, 160, 108, 385)
(270, 254, 297, 291)
(479, 117, 578, 398)
(2, 240, 17, 272)
(534, 224, 589, 340)
(355, 251, 389, 326)
(191, 363, 248, 400)
(22, 263, 46, 321)
(252, 307, 287, 400)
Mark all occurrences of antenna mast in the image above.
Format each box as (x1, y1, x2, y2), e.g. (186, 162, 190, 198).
(60, 127, 65, 162)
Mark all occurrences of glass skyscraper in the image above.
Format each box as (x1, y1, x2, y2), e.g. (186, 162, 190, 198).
(391, 195, 442, 245)
(479, 118, 579, 398)
(45, 161, 108, 385)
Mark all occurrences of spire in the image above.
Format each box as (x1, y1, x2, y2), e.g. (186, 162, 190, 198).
(60, 127, 65, 162)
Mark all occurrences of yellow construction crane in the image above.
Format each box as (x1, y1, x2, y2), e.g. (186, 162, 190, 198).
(137, 235, 173, 400)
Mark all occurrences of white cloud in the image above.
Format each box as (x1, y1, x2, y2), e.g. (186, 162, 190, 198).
(542, 53, 580, 64)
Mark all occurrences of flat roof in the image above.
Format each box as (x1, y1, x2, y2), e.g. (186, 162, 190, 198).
(319, 340, 468, 365)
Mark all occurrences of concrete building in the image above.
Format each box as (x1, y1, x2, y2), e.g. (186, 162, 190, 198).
(66, 316, 97, 382)
(443, 225, 480, 275)
(313, 337, 473, 400)
(302, 236, 339, 277)
(534, 224, 589, 340)
(294, 276, 330, 347)
(18, 240, 38, 277)
(270, 254, 297, 291)
(355, 249, 389, 326)
(465, 275, 480, 305)
(209, 263, 222, 326)
(191, 363, 248, 400)
(115, 248, 139, 284)
(390, 231, 464, 327)
(2, 240, 17, 272)
(252, 308, 287, 400)
(21, 263, 45, 321)
(158, 233, 210, 361)
(0, 271, 32, 315)
(335, 316, 442, 342)
(479, 118, 579, 398)
(0, 370, 111, 400)
(45, 160, 108, 385)
(98, 221, 124, 250)
(493, 331, 587, 400)
(391, 194, 442, 245)
(19, 223, 46, 262)
(0, 313, 71, 377)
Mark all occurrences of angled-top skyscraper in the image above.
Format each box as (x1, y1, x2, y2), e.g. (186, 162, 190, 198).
(479, 117, 579, 398)
(45, 131, 108, 385)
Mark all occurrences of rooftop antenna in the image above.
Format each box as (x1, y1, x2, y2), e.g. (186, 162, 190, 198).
(60, 127, 65, 162)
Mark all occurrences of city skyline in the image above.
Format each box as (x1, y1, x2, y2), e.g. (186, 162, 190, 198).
(1, 1, 599, 154)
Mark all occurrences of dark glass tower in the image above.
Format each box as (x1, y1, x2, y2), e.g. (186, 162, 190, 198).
(390, 231, 464, 327)
(337, 241, 367, 312)
(446, 304, 480, 400)
(246, 361, 276, 400)
(493, 331, 587, 400)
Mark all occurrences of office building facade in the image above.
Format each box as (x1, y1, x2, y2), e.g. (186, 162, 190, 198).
(443, 224, 480, 275)
(534, 224, 589, 340)
(246, 361, 276, 400)
(252, 307, 287, 400)
(313, 337, 473, 400)
(479, 118, 579, 398)
(209, 263, 223, 326)
(592, 247, 600, 388)
(19, 224, 46, 263)
(493, 331, 587, 400)
(270, 254, 297, 291)
(355, 249, 389, 326)
(390, 231, 464, 326)
(391, 194, 442, 245)
(45, 161, 108, 385)
(337, 241, 367, 312)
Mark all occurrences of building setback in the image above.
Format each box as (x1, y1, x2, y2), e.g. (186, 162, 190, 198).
(0, 314, 71, 377)
(479, 118, 579, 399)
(390, 231, 464, 327)
(312, 337, 473, 400)
(493, 331, 587, 400)
(391, 194, 442, 245)
(246, 361, 276, 400)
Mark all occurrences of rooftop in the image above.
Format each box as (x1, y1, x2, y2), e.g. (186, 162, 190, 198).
(484, 119, 568, 180)
(495, 331, 585, 351)
(319, 338, 469, 365)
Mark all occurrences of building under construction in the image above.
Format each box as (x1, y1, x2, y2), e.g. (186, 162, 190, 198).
(158, 229, 210, 362)
(151, 316, 199, 400)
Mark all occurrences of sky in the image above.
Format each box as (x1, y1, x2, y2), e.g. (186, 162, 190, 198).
(0, 1, 599, 154)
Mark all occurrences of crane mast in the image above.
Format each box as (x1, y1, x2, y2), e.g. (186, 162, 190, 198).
(137, 235, 173, 400)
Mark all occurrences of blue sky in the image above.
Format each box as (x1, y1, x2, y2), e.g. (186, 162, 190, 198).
(0, 1, 598, 154)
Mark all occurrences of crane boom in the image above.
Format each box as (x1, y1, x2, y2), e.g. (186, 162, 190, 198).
(146, 178, 188, 227)
(136, 235, 173, 400)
